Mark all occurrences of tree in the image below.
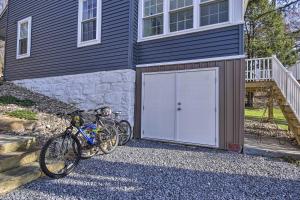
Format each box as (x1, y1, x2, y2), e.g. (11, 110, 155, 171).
(245, 0, 298, 65)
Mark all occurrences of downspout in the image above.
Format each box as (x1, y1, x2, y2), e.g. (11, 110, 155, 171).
(3, 0, 9, 81)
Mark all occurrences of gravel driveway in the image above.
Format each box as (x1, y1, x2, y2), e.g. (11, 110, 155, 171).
(2, 140, 300, 200)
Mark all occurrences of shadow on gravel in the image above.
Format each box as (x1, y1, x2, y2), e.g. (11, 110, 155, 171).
(126, 139, 228, 154)
(12, 158, 300, 200)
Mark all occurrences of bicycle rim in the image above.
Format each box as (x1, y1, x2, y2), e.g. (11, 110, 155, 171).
(39, 133, 81, 179)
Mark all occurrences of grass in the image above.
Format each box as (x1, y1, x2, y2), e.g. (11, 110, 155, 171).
(6, 109, 38, 120)
(245, 107, 288, 131)
(0, 96, 35, 107)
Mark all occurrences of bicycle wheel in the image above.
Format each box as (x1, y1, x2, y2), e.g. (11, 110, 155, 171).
(99, 125, 119, 154)
(118, 120, 132, 146)
(74, 133, 99, 160)
(39, 132, 81, 179)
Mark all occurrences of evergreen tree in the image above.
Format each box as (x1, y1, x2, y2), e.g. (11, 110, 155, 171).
(245, 0, 298, 65)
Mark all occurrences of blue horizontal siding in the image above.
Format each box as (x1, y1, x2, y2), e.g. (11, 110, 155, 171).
(136, 24, 244, 65)
(5, 0, 131, 81)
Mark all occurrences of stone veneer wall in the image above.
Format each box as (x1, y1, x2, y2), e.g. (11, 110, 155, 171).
(13, 69, 136, 125)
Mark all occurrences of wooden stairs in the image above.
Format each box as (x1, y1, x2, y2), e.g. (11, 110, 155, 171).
(246, 56, 300, 145)
(0, 134, 41, 195)
(274, 88, 300, 144)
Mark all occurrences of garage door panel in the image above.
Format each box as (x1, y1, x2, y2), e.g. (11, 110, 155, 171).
(176, 70, 217, 146)
(142, 73, 176, 140)
(142, 68, 218, 147)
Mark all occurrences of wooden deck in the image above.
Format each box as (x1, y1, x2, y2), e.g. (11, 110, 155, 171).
(245, 81, 275, 92)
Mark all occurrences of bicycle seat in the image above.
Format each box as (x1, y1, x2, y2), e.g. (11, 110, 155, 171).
(113, 111, 122, 115)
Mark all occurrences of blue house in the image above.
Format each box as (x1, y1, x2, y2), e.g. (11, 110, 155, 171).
(1, 0, 247, 150)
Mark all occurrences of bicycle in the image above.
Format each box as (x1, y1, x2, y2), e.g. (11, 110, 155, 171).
(39, 109, 119, 178)
(111, 111, 132, 146)
(39, 110, 84, 179)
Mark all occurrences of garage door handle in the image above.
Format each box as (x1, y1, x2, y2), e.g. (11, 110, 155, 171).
(177, 108, 182, 111)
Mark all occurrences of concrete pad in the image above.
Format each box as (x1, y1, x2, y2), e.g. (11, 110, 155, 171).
(244, 134, 300, 159)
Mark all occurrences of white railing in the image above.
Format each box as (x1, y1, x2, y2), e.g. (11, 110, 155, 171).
(245, 57, 272, 81)
(272, 55, 300, 121)
(289, 61, 300, 80)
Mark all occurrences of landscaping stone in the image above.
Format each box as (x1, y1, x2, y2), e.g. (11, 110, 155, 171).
(0, 115, 36, 132)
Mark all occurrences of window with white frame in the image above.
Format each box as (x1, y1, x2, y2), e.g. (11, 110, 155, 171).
(17, 17, 32, 59)
(143, 0, 164, 37)
(139, 0, 231, 40)
(200, 0, 229, 26)
(78, 0, 101, 47)
(169, 0, 193, 32)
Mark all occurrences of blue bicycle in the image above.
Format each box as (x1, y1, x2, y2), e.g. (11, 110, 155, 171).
(39, 109, 119, 179)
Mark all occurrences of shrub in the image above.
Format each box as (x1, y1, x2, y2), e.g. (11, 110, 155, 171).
(6, 109, 38, 120)
(0, 96, 35, 107)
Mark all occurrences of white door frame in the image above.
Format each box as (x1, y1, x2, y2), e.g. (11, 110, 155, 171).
(141, 68, 219, 148)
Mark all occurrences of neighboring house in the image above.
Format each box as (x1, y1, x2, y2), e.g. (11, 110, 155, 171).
(0, 0, 247, 150)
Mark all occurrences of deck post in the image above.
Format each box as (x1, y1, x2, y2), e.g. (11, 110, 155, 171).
(268, 87, 274, 121)
(246, 91, 254, 107)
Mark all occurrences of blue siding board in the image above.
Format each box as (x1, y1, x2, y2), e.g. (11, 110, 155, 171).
(136, 25, 243, 65)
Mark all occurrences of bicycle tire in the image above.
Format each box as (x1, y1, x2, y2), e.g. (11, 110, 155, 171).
(39, 133, 81, 179)
(118, 120, 132, 146)
(99, 125, 119, 154)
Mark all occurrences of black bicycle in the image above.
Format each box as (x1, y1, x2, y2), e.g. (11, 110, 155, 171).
(112, 111, 132, 146)
(39, 110, 83, 179)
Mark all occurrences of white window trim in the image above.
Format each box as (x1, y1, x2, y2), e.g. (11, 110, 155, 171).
(77, 0, 102, 48)
(138, 0, 243, 42)
(16, 16, 32, 59)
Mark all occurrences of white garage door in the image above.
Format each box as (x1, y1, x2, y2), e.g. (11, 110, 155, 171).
(141, 68, 218, 147)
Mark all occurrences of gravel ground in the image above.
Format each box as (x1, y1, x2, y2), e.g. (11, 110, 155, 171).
(2, 140, 300, 200)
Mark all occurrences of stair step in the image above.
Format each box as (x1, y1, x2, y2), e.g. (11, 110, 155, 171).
(0, 161, 65, 195)
(0, 149, 40, 173)
(0, 135, 36, 154)
(0, 162, 41, 195)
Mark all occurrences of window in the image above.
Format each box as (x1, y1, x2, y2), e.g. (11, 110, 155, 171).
(139, 0, 232, 41)
(169, 0, 193, 32)
(143, 0, 164, 37)
(200, 0, 229, 26)
(78, 0, 101, 47)
(17, 17, 32, 59)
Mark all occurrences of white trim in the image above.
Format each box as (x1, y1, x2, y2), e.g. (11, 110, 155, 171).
(141, 67, 219, 148)
(16, 16, 32, 59)
(77, 0, 102, 48)
(136, 55, 246, 68)
(138, 0, 242, 42)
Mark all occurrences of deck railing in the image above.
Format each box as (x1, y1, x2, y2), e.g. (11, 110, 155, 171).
(245, 57, 272, 81)
(246, 56, 300, 121)
(272, 55, 300, 121)
(289, 61, 300, 80)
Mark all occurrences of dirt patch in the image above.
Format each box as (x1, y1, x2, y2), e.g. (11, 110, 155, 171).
(245, 119, 297, 146)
